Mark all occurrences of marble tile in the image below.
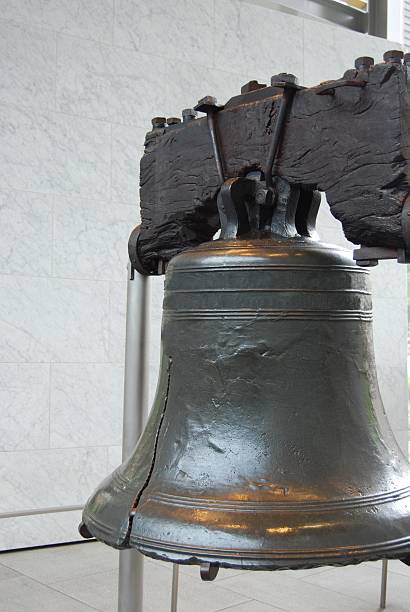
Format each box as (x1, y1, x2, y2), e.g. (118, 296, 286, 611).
(53, 196, 135, 280)
(57, 36, 166, 130)
(372, 297, 408, 368)
(0, 363, 49, 451)
(375, 558, 410, 577)
(376, 365, 409, 432)
(301, 562, 410, 611)
(371, 260, 407, 300)
(165, 60, 244, 118)
(0, 510, 83, 551)
(0, 574, 96, 611)
(0, 190, 53, 276)
(113, 0, 214, 68)
(148, 275, 164, 406)
(303, 19, 396, 87)
(0, 21, 56, 110)
(1, 541, 118, 584)
(220, 601, 284, 612)
(0, 0, 114, 43)
(107, 445, 122, 472)
(315, 195, 337, 231)
(0, 276, 110, 363)
(0, 564, 21, 582)
(50, 363, 123, 448)
(111, 124, 145, 205)
(108, 280, 127, 364)
(52, 561, 250, 612)
(0, 447, 107, 512)
(0, 104, 111, 200)
(221, 570, 383, 612)
(214, 1, 303, 77)
(319, 222, 354, 250)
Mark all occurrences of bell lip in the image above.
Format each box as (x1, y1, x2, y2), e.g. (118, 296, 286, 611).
(130, 536, 410, 571)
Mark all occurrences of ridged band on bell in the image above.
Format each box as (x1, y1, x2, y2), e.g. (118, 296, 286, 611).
(80, 237, 410, 570)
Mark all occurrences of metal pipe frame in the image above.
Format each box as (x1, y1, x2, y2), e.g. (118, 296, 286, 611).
(0, 505, 83, 519)
(118, 263, 150, 612)
(380, 559, 388, 608)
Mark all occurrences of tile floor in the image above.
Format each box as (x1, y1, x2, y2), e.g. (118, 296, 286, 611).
(0, 541, 409, 611)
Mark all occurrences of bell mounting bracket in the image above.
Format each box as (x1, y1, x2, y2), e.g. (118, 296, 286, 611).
(353, 197, 410, 266)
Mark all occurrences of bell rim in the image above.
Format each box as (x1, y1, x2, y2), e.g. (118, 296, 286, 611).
(130, 534, 410, 571)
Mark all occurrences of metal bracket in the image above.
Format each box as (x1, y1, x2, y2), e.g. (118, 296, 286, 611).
(194, 96, 225, 184)
(264, 75, 298, 195)
(200, 562, 219, 581)
(128, 225, 165, 277)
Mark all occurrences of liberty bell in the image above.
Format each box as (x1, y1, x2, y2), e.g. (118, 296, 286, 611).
(80, 172, 410, 578)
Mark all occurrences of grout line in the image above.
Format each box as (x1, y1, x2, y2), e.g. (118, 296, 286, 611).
(48, 362, 52, 449)
(213, 598, 260, 612)
(0, 185, 137, 208)
(0, 270, 129, 283)
(0, 443, 122, 453)
(32, 580, 103, 611)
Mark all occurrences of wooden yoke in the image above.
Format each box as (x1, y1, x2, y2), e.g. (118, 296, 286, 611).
(133, 51, 410, 274)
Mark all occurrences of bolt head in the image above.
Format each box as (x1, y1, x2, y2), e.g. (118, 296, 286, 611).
(383, 49, 404, 64)
(241, 80, 266, 94)
(166, 117, 181, 125)
(151, 116, 166, 128)
(197, 95, 217, 107)
(270, 73, 298, 86)
(194, 95, 222, 114)
(182, 108, 197, 122)
(354, 56, 374, 70)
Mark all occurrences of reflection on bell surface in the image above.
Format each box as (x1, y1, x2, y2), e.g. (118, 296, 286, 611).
(80, 236, 410, 572)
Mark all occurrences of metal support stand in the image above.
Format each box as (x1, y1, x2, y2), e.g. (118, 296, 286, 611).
(171, 565, 179, 612)
(118, 262, 150, 612)
(380, 559, 388, 609)
(117, 262, 180, 612)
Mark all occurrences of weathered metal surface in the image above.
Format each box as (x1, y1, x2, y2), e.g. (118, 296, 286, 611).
(81, 233, 410, 572)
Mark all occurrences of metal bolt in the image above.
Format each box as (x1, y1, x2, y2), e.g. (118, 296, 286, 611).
(197, 95, 218, 108)
(151, 116, 166, 129)
(241, 80, 266, 94)
(166, 117, 181, 126)
(271, 73, 298, 86)
(383, 50, 403, 64)
(182, 108, 197, 122)
(354, 56, 374, 71)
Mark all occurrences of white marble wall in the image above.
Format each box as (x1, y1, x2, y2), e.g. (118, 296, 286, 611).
(0, 0, 407, 550)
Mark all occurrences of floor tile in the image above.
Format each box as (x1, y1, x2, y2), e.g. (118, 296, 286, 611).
(0, 542, 118, 584)
(0, 575, 97, 612)
(302, 562, 410, 611)
(51, 562, 251, 612)
(365, 559, 410, 578)
(217, 600, 285, 611)
(221, 570, 383, 612)
(0, 562, 21, 581)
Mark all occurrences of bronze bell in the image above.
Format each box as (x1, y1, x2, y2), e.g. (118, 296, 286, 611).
(80, 179, 410, 576)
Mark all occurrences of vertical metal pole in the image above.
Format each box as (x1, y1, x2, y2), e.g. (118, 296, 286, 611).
(118, 262, 150, 612)
(368, 0, 388, 38)
(380, 559, 388, 609)
(171, 565, 179, 612)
